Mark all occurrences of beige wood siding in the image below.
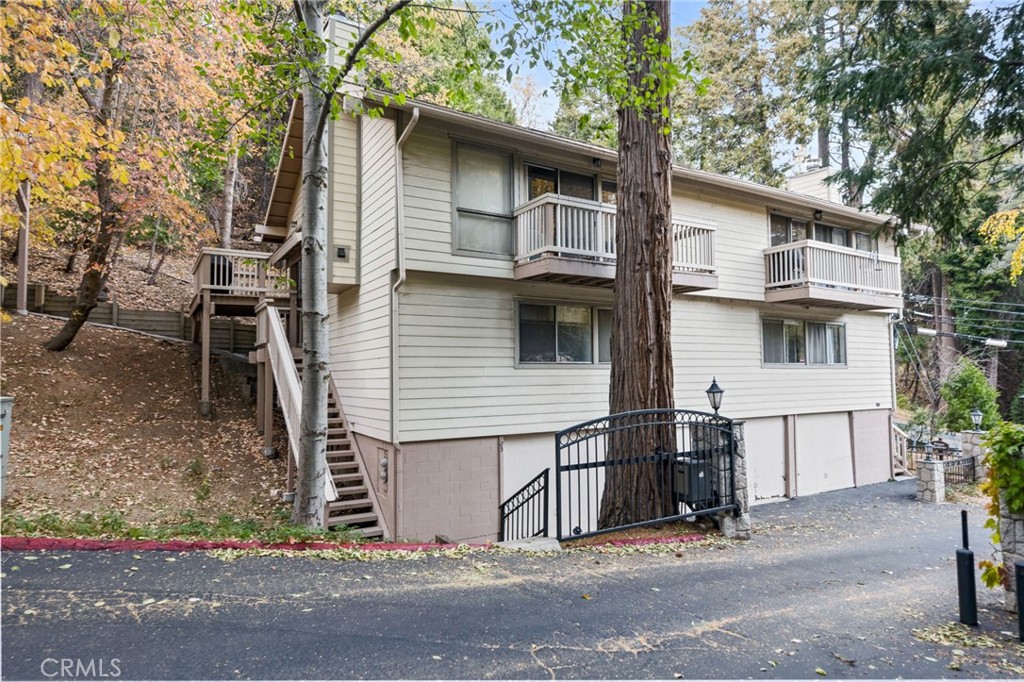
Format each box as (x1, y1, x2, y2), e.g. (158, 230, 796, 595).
(329, 115, 358, 286)
(402, 123, 516, 279)
(397, 273, 893, 442)
(397, 272, 613, 442)
(328, 116, 397, 441)
(396, 115, 897, 292)
(672, 298, 894, 419)
(673, 188, 766, 301)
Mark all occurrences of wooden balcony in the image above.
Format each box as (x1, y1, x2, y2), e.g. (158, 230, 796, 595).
(188, 248, 291, 317)
(764, 240, 902, 310)
(513, 194, 718, 292)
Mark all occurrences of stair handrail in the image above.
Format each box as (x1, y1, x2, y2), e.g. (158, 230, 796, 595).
(892, 423, 912, 475)
(258, 301, 337, 502)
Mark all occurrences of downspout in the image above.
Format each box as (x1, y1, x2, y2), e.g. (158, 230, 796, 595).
(391, 106, 419, 539)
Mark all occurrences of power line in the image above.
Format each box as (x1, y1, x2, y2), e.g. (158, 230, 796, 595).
(907, 313, 1024, 337)
(907, 293, 1024, 311)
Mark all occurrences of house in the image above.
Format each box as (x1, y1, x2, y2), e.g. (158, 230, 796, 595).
(198, 32, 902, 542)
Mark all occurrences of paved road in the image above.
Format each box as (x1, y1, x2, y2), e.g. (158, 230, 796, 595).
(4, 480, 1024, 680)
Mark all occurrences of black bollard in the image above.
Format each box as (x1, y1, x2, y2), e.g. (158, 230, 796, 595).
(1016, 561, 1024, 642)
(957, 510, 978, 626)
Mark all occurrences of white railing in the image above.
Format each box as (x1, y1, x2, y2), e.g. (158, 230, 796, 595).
(764, 240, 901, 296)
(514, 193, 716, 274)
(892, 424, 912, 476)
(257, 303, 337, 503)
(193, 247, 290, 298)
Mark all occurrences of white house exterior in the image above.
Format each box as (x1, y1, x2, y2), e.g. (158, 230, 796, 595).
(258, 84, 902, 543)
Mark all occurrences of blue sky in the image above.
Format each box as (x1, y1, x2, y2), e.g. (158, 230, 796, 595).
(493, 1, 709, 127)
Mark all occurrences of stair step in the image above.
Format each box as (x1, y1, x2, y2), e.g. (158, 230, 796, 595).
(333, 485, 368, 497)
(329, 461, 358, 471)
(332, 472, 365, 484)
(326, 511, 378, 525)
(326, 455, 355, 464)
(358, 526, 384, 538)
(327, 498, 373, 511)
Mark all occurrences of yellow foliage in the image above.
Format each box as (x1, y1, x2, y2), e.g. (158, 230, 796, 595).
(980, 209, 1024, 282)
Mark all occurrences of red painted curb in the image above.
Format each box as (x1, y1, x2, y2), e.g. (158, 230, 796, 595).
(0, 536, 480, 553)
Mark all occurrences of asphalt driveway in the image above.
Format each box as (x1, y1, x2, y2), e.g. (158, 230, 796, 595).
(3, 479, 1023, 679)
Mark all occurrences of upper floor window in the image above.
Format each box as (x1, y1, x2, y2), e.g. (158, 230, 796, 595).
(770, 214, 808, 247)
(769, 212, 876, 253)
(454, 144, 513, 256)
(527, 164, 597, 202)
(763, 318, 846, 366)
(518, 302, 612, 364)
(814, 223, 850, 248)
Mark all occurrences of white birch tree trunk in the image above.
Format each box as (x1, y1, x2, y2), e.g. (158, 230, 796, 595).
(220, 142, 238, 248)
(294, 0, 329, 527)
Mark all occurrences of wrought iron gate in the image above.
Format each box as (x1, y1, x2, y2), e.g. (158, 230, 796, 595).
(555, 409, 738, 541)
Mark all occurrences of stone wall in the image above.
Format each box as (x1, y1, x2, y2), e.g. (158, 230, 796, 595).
(1000, 501, 1024, 613)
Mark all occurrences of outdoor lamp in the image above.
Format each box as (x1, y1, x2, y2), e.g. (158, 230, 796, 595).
(970, 407, 984, 430)
(706, 377, 724, 415)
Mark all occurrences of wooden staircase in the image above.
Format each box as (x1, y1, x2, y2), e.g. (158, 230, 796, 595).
(294, 352, 384, 539)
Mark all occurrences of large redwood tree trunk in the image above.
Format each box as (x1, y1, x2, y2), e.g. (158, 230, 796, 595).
(599, 0, 676, 529)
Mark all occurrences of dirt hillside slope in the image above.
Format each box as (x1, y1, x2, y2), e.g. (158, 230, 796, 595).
(1, 315, 288, 524)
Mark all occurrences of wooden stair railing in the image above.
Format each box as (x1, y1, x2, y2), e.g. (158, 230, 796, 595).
(892, 424, 912, 476)
(257, 303, 337, 506)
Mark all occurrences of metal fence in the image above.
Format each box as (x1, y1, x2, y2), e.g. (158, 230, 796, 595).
(555, 409, 737, 541)
(945, 455, 978, 486)
(498, 468, 549, 542)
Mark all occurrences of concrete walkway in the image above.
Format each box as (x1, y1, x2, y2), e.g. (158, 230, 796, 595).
(3, 479, 1023, 679)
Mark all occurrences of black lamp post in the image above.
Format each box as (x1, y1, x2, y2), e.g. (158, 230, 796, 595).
(706, 377, 724, 415)
(970, 407, 984, 430)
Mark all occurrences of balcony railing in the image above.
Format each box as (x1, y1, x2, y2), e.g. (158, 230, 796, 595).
(764, 240, 901, 297)
(192, 247, 291, 299)
(513, 193, 716, 274)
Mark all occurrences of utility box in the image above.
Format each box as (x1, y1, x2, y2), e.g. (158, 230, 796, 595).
(1, 397, 12, 500)
(674, 455, 711, 506)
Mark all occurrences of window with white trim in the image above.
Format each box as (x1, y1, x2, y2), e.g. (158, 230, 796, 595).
(763, 318, 846, 366)
(518, 302, 612, 364)
(454, 144, 514, 256)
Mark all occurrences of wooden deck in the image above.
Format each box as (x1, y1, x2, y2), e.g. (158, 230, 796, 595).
(190, 248, 293, 416)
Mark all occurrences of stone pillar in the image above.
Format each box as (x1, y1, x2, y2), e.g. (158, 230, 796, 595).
(916, 459, 946, 503)
(961, 430, 988, 479)
(1000, 500, 1024, 613)
(715, 421, 751, 540)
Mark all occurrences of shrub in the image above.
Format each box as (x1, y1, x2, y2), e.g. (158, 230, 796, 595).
(979, 421, 1024, 588)
(940, 358, 1000, 431)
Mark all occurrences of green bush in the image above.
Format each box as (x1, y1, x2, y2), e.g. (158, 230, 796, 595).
(979, 421, 1024, 588)
(940, 358, 1000, 431)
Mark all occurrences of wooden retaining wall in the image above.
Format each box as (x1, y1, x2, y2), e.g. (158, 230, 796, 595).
(2, 284, 256, 355)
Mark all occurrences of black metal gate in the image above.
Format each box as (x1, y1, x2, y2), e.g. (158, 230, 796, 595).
(555, 409, 737, 541)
